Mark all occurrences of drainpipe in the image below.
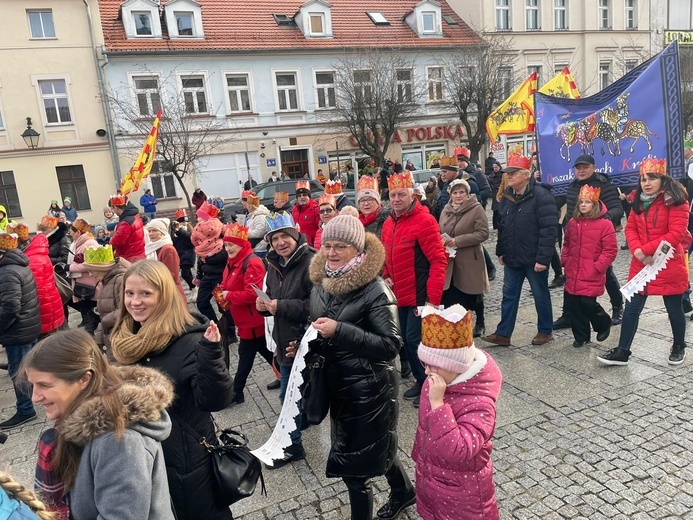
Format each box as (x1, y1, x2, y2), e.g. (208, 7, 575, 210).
(83, 0, 122, 188)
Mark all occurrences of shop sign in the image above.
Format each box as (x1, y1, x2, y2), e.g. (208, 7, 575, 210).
(665, 30, 693, 45)
(349, 124, 466, 147)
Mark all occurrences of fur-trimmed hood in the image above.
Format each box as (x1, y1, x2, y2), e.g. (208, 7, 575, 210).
(60, 365, 174, 446)
(309, 232, 384, 296)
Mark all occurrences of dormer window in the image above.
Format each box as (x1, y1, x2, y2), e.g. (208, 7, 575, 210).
(295, 0, 333, 38)
(133, 12, 153, 35)
(422, 11, 436, 33)
(404, 0, 443, 37)
(175, 12, 194, 36)
(163, 0, 204, 38)
(309, 13, 325, 35)
(121, 0, 162, 39)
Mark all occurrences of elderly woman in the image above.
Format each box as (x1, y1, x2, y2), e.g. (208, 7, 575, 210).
(68, 219, 99, 333)
(146, 218, 186, 302)
(242, 192, 270, 257)
(440, 179, 490, 338)
(313, 194, 338, 249)
(357, 176, 389, 238)
(309, 215, 415, 520)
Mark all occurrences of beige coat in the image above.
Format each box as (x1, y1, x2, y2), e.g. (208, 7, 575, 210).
(439, 198, 490, 295)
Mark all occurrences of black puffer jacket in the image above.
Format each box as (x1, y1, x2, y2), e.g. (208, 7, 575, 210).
(47, 224, 71, 266)
(309, 233, 402, 479)
(172, 226, 196, 267)
(0, 249, 41, 345)
(263, 236, 316, 366)
(497, 179, 558, 268)
(137, 315, 233, 520)
(565, 172, 623, 226)
(464, 164, 491, 203)
(196, 248, 227, 279)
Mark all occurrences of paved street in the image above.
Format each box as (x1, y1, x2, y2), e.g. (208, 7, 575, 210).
(1, 226, 692, 519)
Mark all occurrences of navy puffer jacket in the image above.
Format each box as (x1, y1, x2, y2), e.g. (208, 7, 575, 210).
(0, 249, 41, 345)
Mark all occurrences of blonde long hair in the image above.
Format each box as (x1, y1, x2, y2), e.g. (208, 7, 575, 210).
(0, 472, 54, 520)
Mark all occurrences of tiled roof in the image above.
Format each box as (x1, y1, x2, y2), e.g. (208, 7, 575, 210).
(98, 0, 482, 53)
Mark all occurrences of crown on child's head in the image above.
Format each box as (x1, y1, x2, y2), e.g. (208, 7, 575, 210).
(579, 185, 601, 203)
(421, 305, 474, 350)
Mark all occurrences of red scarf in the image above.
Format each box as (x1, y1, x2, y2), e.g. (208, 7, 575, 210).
(359, 207, 382, 228)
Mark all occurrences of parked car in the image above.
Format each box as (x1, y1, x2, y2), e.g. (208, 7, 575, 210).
(410, 168, 441, 186)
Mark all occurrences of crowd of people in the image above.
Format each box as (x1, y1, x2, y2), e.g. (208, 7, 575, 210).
(0, 144, 689, 519)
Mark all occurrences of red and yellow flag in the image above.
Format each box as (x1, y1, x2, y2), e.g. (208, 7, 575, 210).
(486, 72, 538, 143)
(538, 67, 581, 99)
(120, 109, 162, 196)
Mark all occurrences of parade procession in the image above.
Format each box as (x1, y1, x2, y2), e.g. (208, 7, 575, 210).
(1, 1, 693, 519)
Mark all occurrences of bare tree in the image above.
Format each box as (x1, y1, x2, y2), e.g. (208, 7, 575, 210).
(107, 67, 235, 214)
(679, 46, 693, 135)
(326, 50, 425, 166)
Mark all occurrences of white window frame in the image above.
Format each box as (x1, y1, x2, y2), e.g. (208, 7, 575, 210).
(625, 0, 637, 29)
(525, 0, 541, 30)
(27, 10, 56, 39)
(178, 73, 210, 115)
(421, 11, 437, 34)
(149, 161, 178, 199)
(354, 70, 374, 105)
(396, 68, 414, 103)
(224, 72, 254, 114)
(132, 11, 154, 36)
(625, 59, 638, 73)
(599, 60, 612, 90)
(130, 73, 162, 117)
(528, 65, 543, 87)
(174, 11, 196, 37)
(309, 12, 325, 35)
(162, 0, 204, 39)
(0, 80, 5, 131)
(273, 70, 301, 112)
(498, 67, 513, 100)
(598, 0, 611, 30)
(496, 0, 511, 30)
(35, 77, 73, 126)
(426, 66, 444, 102)
(553, 0, 568, 30)
(314, 70, 336, 109)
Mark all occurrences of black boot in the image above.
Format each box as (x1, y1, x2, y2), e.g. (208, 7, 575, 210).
(473, 323, 485, 338)
(400, 359, 412, 379)
(267, 442, 306, 470)
(376, 489, 416, 520)
(611, 306, 623, 326)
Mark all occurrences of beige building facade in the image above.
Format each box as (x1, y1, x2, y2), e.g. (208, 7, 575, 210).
(0, 0, 119, 229)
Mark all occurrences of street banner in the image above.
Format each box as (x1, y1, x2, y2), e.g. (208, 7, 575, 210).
(538, 67, 581, 99)
(486, 72, 538, 143)
(120, 109, 162, 196)
(535, 42, 684, 195)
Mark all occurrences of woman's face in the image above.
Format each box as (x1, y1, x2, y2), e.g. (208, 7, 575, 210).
(124, 275, 161, 323)
(450, 187, 469, 205)
(640, 174, 662, 195)
(322, 241, 358, 270)
(493, 164, 501, 173)
(358, 197, 377, 216)
(319, 204, 337, 224)
(224, 242, 242, 259)
(69, 226, 81, 240)
(147, 228, 164, 242)
(27, 368, 91, 422)
(579, 198, 595, 215)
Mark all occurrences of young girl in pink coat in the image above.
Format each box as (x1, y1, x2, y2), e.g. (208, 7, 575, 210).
(412, 305, 502, 520)
(561, 185, 618, 348)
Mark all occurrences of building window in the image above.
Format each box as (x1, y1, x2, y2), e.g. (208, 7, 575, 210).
(39, 80, 71, 124)
(175, 12, 195, 36)
(625, 0, 637, 29)
(0, 107, 4, 130)
(396, 69, 413, 103)
(528, 65, 543, 86)
(427, 67, 443, 102)
(422, 12, 436, 33)
(0, 171, 21, 218)
(498, 67, 513, 100)
(554, 0, 567, 29)
(554, 63, 568, 74)
(150, 161, 177, 199)
(315, 71, 336, 108)
(181, 75, 208, 114)
(133, 76, 161, 117)
(56, 165, 90, 211)
(526, 0, 540, 30)
(599, 61, 612, 90)
(354, 70, 373, 104)
(309, 13, 325, 34)
(28, 10, 56, 38)
(625, 59, 638, 72)
(275, 72, 299, 111)
(226, 74, 251, 113)
(496, 0, 511, 30)
(133, 12, 153, 36)
(598, 0, 611, 29)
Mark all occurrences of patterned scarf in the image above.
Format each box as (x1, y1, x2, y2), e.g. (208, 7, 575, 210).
(35, 428, 70, 520)
(110, 317, 173, 365)
(639, 190, 659, 211)
(324, 251, 366, 278)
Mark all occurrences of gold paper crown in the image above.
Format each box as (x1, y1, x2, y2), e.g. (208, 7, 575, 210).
(438, 156, 458, 167)
(579, 185, 601, 203)
(7, 223, 29, 241)
(241, 190, 256, 199)
(0, 233, 18, 251)
(295, 181, 311, 192)
(357, 176, 378, 193)
(421, 306, 474, 349)
(72, 219, 91, 234)
(40, 215, 59, 228)
(639, 157, 667, 176)
(324, 180, 343, 195)
(274, 191, 289, 204)
(109, 194, 127, 206)
(223, 223, 249, 243)
(387, 171, 414, 191)
(318, 194, 336, 207)
(84, 245, 115, 265)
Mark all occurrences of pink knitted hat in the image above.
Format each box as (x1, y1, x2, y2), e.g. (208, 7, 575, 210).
(418, 305, 476, 374)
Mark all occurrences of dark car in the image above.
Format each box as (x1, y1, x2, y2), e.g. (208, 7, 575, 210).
(224, 179, 324, 217)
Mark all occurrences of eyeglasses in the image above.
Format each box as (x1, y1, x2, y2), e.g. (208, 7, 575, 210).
(319, 208, 334, 215)
(359, 198, 376, 205)
(297, 193, 310, 197)
(321, 243, 351, 253)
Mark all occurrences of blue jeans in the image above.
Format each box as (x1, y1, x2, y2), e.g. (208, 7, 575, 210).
(6, 340, 37, 415)
(279, 364, 301, 445)
(496, 265, 553, 337)
(398, 307, 425, 383)
(617, 293, 686, 351)
(145, 211, 157, 221)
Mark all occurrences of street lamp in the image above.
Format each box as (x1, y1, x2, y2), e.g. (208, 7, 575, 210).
(21, 117, 40, 149)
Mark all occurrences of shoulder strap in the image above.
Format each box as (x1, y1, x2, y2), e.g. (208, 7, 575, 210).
(242, 253, 258, 274)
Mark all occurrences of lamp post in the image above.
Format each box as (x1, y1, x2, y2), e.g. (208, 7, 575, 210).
(21, 117, 40, 149)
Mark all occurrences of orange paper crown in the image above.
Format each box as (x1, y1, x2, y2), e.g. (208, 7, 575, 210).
(0, 233, 18, 251)
(324, 179, 343, 195)
(72, 219, 91, 234)
(507, 153, 531, 170)
(174, 208, 187, 220)
(422, 306, 474, 349)
(246, 194, 260, 207)
(241, 190, 256, 199)
(639, 157, 667, 176)
(579, 185, 601, 203)
(318, 194, 336, 207)
(223, 222, 249, 244)
(387, 171, 414, 191)
(196, 202, 220, 221)
(295, 181, 311, 193)
(40, 215, 59, 228)
(357, 176, 378, 193)
(109, 194, 127, 206)
(274, 192, 289, 204)
(438, 156, 458, 167)
(454, 147, 471, 159)
(7, 223, 29, 241)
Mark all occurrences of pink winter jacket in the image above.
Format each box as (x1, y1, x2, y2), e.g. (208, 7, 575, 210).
(412, 351, 502, 520)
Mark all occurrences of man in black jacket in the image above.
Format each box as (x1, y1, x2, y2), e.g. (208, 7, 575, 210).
(0, 234, 41, 430)
(553, 154, 625, 330)
(481, 157, 557, 347)
(458, 151, 491, 209)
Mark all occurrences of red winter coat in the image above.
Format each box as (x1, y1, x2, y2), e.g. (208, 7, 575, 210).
(24, 234, 64, 333)
(412, 351, 502, 520)
(292, 199, 320, 246)
(221, 244, 266, 340)
(561, 203, 618, 298)
(109, 203, 145, 261)
(382, 201, 447, 307)
(625, 193, 690, 296)
(155, 244, 186, 303)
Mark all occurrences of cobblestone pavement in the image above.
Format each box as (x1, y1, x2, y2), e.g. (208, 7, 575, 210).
(1, 226, 692, 519)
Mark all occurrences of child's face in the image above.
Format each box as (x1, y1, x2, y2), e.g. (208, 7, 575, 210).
(579, 198, 595, 215)
(423, 363, 458, 384)
(98, 230, 106, 237)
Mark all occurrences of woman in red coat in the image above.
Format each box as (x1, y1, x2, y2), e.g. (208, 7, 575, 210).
(220, 222, 274, 404)
(145, 218, 186, 302)
(598, 158, 689, 366)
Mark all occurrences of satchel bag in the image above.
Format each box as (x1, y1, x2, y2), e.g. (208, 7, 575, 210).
(54, 270, 73, 305)
(73, 282, 96, 300)
(301, 338, 330, 425)
(174, 414, 266, 506)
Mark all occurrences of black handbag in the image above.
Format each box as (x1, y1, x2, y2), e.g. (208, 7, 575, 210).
(301, 338, 330, 425)
(174, 414, 266, 506)
(73, 282, 96, 300)
(53, 264, 73, 304)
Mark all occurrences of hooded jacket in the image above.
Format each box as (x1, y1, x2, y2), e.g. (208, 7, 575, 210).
(0, 205, 16, 232)
(292, 199, 320, 246)
(562, 203, 618, 297)
(61, 365, 175, 520)
(109, 203, 145, 261)
(412, 351, 502, 520)
(309, 233, 403, 478)
(47, 223, 71, 267)
(244, 204, 271, 252)
(22, 234, 64, 334)
(221, 244, 266, 340)
(0, 249, 41, 345)
(171, 225, 196, 267)
(94, 259, 131, 359)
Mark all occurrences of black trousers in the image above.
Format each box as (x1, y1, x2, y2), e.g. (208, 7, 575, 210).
(565, 293, 611, 343)
(196, 275, 222, 323)
(181, 265, 194, 290)
(483, 246, 495, 275)
(561, 265, 622, 319)
(233, 336, 273, 396)
(442, 285, 485, 327)
(492, 210, 501, 230)
(550, 248, 562, 277)
(342, 457, 413, 520)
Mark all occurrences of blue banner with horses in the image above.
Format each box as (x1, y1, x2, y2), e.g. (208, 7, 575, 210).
(535, 41, 684, 196)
